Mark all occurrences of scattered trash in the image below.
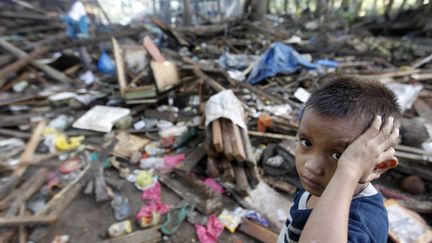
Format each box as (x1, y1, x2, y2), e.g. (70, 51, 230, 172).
(111, 193, 131, 221)
(108, 220, 133, 238)
(194, 214, 224, 243)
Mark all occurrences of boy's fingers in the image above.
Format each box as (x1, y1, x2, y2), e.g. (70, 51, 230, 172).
(378, 147, 396, 164)
(381, 127, 399, 150)
(366, 115, 381, 137)
(380, 116, 394, 138)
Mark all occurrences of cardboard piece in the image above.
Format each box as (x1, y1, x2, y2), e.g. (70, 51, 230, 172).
(385, 199, 432, 243)
(150, 61, 180, 92)
(73, 105, 130, 133)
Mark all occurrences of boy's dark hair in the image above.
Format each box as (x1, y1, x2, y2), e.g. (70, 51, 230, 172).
(302, 76, 401, 129)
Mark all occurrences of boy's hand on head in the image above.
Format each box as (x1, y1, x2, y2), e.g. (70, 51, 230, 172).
(337, 115, 399, 183)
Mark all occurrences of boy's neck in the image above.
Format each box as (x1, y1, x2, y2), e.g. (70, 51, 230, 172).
(307, 183, 369, 209)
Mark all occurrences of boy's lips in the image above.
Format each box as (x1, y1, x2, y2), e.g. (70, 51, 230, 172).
(301, 175, 321, 189)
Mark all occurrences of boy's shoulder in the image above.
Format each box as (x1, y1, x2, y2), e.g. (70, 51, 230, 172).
(286, 184, 388, 243)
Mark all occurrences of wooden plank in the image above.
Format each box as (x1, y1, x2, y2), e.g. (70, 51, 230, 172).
(28, 165, 91, 241)
(3, 169, 48, 217)
(239, 219, 278, 243)
(176, 147, 206, 172)
(101, 226, 161, 243)
(143, 36, 165, 62)
(0, 39, 71, 84)
(206, 156, 220, 178)
(240, 127, 257, 166)
(232, 124, 246, 162)
(245, 165, 260, 189)
(212, 120, 224, 153)
(0, 121, 46, 200)
(248, 131, 297, 141)
(221, 119, 234, 160)
(159, 170, 222, 214)
(221, 158, 235, 183)
(193, 68, 225, 92)
(112, 37, 127, 96)
(0, 46, 49, 85)
(234, 164, 249, 196)
(18, 204, 26, 243)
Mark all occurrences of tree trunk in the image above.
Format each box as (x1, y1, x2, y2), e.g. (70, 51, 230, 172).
(340, 0, 350, 12)
(398, 0, 408, 14)
(160, 0, 171, 24)
(266, 0, 271, 14)
(371, 0, 378, 15)
(384, 0, 394, 19)
(284, 0, 288, 15)
(244, 0, 268, 21)
(183, 0, 192, 26)
(353, 0, 364, 16)
(295, 0, 301, 13)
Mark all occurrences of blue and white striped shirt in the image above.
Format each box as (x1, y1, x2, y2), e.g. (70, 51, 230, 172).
(277, 184, 388, 243)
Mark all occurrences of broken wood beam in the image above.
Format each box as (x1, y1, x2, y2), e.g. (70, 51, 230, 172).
(3, 168, 48, 217)
(0, 121, 46, 200)
(112, 37, 127, 96)
(245, 165, 260, 189)
(239, 219, 279, 243)
(211, 120, 224, 153)
(0, 39, 71, 84)
(0, 46, 49, 86)
(206, 156, 220, 178)
(232, 124, 246, 162)
(101, 226, 161, 243)
(248, 131, 297, 141)
(240, 127, 257, 166)
(0, 12, 51, 21)
(220, 119, 234, 160)
(234, 164, 249, 196)
(221, 158, 235, 183)
(193, 68, 225, 92)
(159, 170, 222, 214)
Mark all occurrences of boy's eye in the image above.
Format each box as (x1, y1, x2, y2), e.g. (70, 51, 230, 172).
(330, 152, 342, 161)
(300, 139, 312, 148)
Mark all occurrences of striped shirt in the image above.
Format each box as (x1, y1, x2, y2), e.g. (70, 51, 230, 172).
(277, 184, 389, 243)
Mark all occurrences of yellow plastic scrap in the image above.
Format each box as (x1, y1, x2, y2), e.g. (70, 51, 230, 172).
(55, 134, 85, 151)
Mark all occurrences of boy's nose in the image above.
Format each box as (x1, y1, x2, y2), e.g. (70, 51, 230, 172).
(303, 155, 325, 176)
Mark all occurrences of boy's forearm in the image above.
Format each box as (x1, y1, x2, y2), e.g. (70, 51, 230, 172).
(299, 167, 360, 243)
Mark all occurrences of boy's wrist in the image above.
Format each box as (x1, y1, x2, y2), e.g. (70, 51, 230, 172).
(335, 162, 363, 183)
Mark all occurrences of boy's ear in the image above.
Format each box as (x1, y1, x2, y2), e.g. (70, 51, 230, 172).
(364, 157, 398, 183)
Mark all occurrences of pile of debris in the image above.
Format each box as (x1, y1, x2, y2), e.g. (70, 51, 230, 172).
(0, 1, 432, 242)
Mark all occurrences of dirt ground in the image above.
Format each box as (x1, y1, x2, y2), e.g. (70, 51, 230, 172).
(38, 169, 259, 243)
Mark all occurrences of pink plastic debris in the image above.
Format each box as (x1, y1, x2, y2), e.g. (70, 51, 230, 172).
(194, 214, 224, 243)
(163, 153, 186, 169)
(203, 178, 224, 194)
(141, 181, 162, 202)
(135, 201, 171, 221)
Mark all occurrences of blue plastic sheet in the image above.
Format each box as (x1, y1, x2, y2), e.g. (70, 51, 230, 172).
(98, 51, 116, 75)
(247, 42, 339, 84)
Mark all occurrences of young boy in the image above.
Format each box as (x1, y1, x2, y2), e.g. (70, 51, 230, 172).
(278, 76, 400, 243)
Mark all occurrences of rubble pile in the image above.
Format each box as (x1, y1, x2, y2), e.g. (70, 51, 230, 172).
(0, 0, 431, 242)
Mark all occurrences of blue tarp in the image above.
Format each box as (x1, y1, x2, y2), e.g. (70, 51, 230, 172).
(247, 42, 339, 84)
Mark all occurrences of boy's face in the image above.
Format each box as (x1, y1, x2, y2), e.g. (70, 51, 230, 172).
(295, 109, 365, 196)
